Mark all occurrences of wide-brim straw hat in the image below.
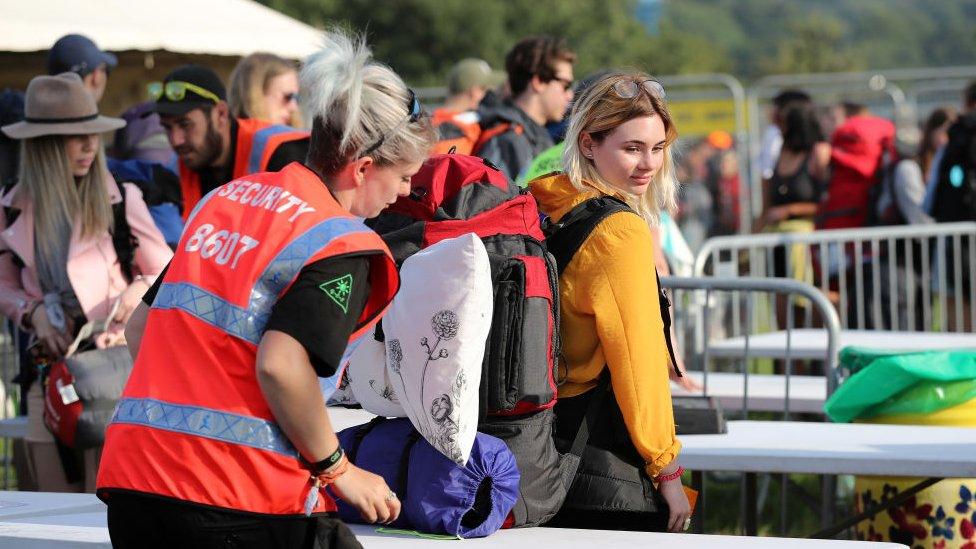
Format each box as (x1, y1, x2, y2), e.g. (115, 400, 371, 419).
(1, 72, 125, 140)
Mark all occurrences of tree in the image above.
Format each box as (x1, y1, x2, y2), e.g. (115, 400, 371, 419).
(258, 0, 657, 86)
(764, 13, 862, 75)
(259, 0, 976, 83)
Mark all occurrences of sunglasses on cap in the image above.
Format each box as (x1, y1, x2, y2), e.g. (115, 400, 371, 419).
(361, 88, 423, 157)
(148, 81, 221, 104)
(611, 79, 666, 100)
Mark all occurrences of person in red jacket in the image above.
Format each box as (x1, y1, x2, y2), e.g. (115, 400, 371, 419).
(150, 65, 310, 217)
(97, 29, 435, 548)
(818, 102, 895, 230)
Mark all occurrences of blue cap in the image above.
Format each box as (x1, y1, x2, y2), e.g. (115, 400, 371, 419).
(47, 34, 118, 77)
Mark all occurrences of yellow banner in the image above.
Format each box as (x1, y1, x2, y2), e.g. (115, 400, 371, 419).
(669, 98, 751, 139)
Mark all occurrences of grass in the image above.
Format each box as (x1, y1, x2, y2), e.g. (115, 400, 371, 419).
(690, 460, 857, 538)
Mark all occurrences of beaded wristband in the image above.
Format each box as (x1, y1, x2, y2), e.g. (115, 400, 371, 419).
(655, 465, 684, 484)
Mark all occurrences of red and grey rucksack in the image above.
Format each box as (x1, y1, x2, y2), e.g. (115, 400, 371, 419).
(368, 153, 565, 527)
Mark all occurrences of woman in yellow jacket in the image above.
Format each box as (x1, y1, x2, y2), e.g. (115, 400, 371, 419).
(530, 71, 690, 533)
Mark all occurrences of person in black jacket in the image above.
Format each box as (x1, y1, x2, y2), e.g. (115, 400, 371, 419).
(475, 36, 575, 182)
(930, 80, 976, 332)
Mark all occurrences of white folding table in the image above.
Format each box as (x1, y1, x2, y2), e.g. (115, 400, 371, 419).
(698, 330, 976, 416)
(0, 492, 907, 548)
(680, 420, 976, 537)
(671, 372, 826, 414)
(680, 420, 976, 477)
(707, 329, 976, 360)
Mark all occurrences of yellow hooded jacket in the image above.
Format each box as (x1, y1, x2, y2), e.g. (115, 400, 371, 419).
(530, 173, 680, 477)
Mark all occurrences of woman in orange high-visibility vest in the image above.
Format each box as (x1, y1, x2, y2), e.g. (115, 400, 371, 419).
(97, 29, 435, 549)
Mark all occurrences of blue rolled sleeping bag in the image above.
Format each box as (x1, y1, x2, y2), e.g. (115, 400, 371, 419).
(336, 417, 520, 538)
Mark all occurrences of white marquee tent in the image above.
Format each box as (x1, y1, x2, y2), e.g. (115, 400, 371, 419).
(0, 0, 324, 59)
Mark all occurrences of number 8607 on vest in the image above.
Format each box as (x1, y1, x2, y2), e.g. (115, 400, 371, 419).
(184, 223, 260, 270)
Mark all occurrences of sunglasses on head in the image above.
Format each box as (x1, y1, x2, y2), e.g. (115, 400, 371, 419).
(361, 88, 423, 157)
(148, 81, 221, 104)
(611, 79, 666, 100)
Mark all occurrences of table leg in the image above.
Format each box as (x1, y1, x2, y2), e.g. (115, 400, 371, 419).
(820, 474, 835, 530)
(744, 472, 758, 536)
(691, 470, 705, 534)
(809, 477, 942, 539)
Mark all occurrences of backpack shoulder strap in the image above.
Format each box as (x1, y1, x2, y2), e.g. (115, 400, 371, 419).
(110, 180, 139, 283)
(472, 122, 514, 155)
(654, 268, 681, 377)
(543, 195, 682, 377)
(561, 369, 611, 490)
(542, 195, 631, 276)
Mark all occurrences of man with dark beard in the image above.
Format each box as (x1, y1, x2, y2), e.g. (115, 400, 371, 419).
(151, 65, 309, 216)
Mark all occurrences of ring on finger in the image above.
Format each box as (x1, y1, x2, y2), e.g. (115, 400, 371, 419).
(683, 517, 692, 531)
(386, 490, 398, 501)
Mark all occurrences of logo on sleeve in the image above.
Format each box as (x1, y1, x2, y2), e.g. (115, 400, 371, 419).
(319, 274, 354, 314)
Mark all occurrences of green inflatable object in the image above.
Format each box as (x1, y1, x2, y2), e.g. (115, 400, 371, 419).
(519, 142, 564, 187)
(824, 347, 976, 423)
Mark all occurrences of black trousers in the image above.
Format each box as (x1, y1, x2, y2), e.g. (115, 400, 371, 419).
(105, 491, 361, 549)
(547, 388, 669, 532)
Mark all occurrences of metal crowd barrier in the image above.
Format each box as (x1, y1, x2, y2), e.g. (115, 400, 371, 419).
(693, 223, 976, 333)
(661, 276, 842, 536)
(0, 318, 21, 490)
(662, 276, 842, 420)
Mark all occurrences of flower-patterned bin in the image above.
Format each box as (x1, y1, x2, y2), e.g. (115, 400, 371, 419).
(854, 398, 976, 548)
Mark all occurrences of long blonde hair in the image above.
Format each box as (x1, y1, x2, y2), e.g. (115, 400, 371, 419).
(20, 135, 112, 291)
(562, 71, 679, 225)
(228, 52, 300, 124)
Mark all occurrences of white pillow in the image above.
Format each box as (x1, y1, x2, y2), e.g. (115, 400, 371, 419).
(383, 233, 492, 465)
(346, 335, 405, 417)
(324, 373, 357, 407)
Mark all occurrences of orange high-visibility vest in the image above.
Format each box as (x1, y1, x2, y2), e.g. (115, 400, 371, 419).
(431, 108, 482, 155)
(179, 118, 309, 219)
(97, 162, 398, 515)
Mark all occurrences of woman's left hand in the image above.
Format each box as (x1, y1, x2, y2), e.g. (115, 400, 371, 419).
(668, 351, 702, 392)
(659, 473, 692, 533)
(670, 367, 702, 392)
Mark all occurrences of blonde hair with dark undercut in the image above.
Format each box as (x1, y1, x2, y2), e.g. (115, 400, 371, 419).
(562, 71, 678, 225)
(300, 28, 435, 178)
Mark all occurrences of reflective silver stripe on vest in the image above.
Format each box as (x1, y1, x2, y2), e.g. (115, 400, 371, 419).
(153, 282, 264, 343)
(248, 125, 301, 174)
(154, 216, 372, 344)
(112, 397, 297, 458)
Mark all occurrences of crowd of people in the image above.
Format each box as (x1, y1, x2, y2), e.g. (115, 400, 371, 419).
(0, 26, 973, 549)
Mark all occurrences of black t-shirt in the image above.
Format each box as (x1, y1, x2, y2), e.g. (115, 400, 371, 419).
(197, 119, 311, 196)
(142, 254, 373, 377)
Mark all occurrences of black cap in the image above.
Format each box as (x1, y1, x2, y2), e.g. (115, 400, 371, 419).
(151, 65, 226, 117)
(47, 34, 118, 77)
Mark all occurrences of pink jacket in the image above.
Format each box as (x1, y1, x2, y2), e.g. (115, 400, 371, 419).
(0, 174, 173, 327)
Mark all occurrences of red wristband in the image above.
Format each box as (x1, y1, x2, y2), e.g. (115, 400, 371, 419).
(655, 465, 684, 484)
(313, 454, 349, 487)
